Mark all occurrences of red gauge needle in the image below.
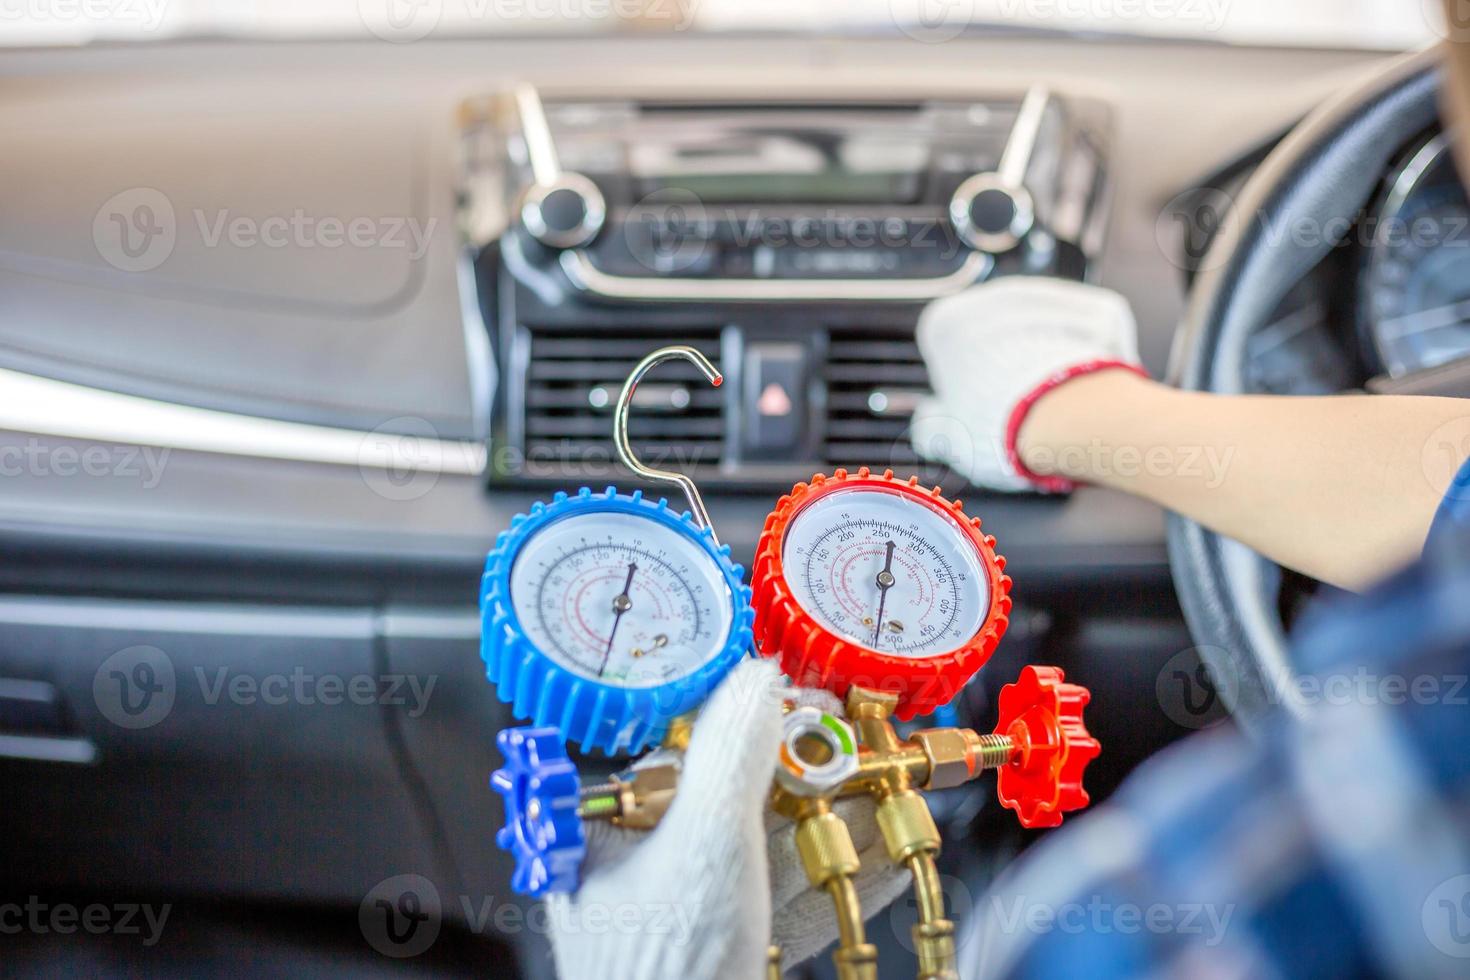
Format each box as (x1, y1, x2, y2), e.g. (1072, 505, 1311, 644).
(598, 562, 638, 677)
(873, 540, 896, 648)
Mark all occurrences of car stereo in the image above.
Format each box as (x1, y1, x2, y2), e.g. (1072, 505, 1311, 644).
(462, 85, 1110, 303)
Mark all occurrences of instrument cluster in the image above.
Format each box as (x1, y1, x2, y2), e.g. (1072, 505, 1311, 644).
(1358, 132, 1470, 379)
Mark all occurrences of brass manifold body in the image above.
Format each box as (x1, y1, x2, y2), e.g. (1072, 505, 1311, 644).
(574, 688, 1021, 980)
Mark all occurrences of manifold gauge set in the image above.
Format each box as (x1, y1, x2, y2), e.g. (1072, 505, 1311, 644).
(481, 346, 1099, 980)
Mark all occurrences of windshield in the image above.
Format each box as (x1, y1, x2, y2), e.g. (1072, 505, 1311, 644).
(0, 0, 1439, 49)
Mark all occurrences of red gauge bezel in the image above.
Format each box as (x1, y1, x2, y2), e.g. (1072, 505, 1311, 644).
(751, 468, 1012, 720)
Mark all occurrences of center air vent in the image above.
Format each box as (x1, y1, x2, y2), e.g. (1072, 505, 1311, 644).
(824, 327, 930, 472)
(504, 323, 936, 487)
(516, 328, 726, 480)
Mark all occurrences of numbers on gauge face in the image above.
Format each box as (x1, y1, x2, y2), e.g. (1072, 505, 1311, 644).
(508, 511, 734, 688)
(782, 488, 989, 659)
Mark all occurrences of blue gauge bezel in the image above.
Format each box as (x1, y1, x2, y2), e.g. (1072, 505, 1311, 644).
(480, 486, 754, 755)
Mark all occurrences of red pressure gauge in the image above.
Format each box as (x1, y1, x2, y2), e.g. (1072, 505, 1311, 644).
(751, 468, 1012, 719)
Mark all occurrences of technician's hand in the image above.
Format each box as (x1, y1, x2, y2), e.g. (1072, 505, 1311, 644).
(910, 277, 1145, 492)
(547, 658, 909, 980)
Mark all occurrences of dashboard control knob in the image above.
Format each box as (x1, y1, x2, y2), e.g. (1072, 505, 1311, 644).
(993, 665, 1099, 828)
(949, 173, 1035, 253)
(519, 173, 606, 249)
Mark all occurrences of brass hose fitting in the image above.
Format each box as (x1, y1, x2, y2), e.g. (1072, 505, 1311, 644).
(906, 852, 957, 980)
(846, 687, 959, 980)
(789, 798, 879, 980)
(770, 705, 879, 979)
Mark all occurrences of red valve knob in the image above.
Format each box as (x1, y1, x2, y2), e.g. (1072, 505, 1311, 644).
(993, 665, 1100, 829)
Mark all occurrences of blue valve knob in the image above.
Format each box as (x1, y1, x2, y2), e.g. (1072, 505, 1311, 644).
(490, 726, 587, 897)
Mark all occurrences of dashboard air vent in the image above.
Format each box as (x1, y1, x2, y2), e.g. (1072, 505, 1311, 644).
(824, 327, 929, 472)
(519, 328, 725, 478)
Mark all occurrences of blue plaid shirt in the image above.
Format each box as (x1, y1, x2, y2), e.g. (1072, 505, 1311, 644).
(966, 463, 1470, 980)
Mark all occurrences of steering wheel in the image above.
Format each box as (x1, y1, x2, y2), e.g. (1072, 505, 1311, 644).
(1166, 48, 1442, 734)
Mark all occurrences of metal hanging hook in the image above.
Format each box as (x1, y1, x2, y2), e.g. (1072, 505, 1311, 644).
(614, 345, 723, 546)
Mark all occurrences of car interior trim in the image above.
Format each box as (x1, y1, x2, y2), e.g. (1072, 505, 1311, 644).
(0, 367, 488, 474)
(0, 595, 377, 637)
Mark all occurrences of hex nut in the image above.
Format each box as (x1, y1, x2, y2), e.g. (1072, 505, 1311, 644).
(775, 706, 860, 797)
(912, 728, 978, 790)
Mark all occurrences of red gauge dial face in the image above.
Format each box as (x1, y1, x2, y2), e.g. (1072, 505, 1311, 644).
(751, 470, 1011, 719)
(781, 486, 990, 657)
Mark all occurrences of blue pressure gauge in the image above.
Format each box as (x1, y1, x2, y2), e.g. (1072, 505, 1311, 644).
(481, 486, 753, 754)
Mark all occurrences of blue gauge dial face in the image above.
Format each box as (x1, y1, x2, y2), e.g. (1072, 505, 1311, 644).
(508, 511, 735, 688)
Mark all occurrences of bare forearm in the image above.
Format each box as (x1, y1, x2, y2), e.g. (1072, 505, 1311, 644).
(1017, 371, 1466, 590)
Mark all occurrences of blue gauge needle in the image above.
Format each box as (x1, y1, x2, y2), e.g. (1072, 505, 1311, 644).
(598, 562, 638, 677)
(873, 540, 896, 648)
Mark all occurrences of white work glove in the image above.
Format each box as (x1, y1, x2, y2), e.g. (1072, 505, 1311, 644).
(548, 658, 909, 980)
(911, 277, 1145, 493)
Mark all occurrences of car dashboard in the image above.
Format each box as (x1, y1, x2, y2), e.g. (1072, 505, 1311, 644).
(0, 32, 1429, 977)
